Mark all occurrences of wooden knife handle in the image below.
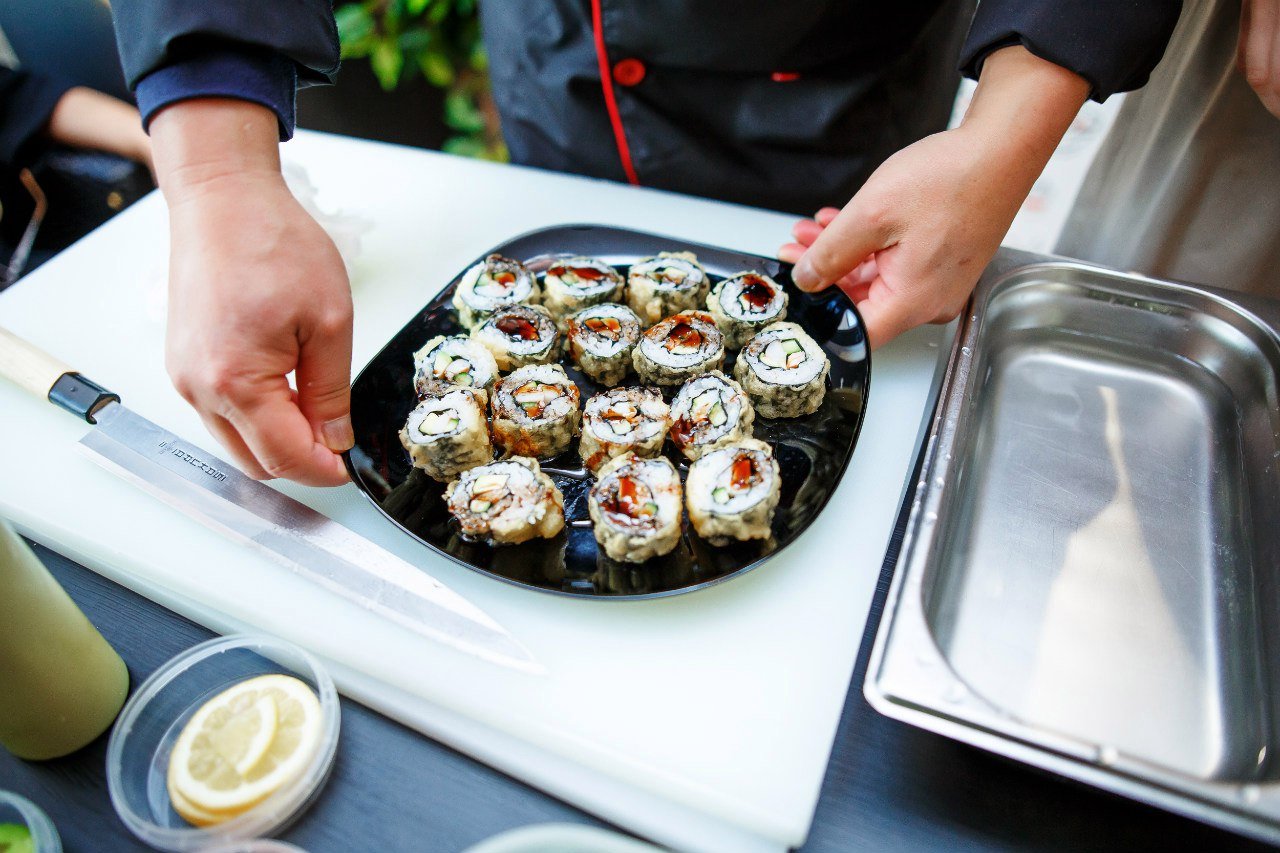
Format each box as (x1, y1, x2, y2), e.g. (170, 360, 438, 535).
(0, 326, 119, 422)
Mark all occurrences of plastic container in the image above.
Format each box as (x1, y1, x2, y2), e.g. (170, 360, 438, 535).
(106, 635, 340, 852)
(197, 841, 310, 853)
(0, 790, 62, 853)
(463, 824, 661, 853)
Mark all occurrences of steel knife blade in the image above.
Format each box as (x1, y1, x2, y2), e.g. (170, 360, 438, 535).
(78, 401, 541, 674)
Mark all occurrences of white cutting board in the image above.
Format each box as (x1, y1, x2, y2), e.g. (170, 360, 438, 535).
(0, 132, 946, 852)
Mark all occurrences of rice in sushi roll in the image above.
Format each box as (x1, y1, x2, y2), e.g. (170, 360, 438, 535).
(631, 310, 724, 389)
(412, 334, 499, 400)
(564, 302, 642, 386)
(587, 453, 683, 563)
(706, 272, 788, 349)
(626, 251, 709, 326)
(491, 363, 581, 459)
(734, 321, 830, 418)
(445, 457, 565, 545)
(669, 371, 755, 461)
(471, 303, 559, 371)
(541, 256, 624, 320)
(452, 254, 539, 329)
(685, 439, 780, 544)
(579, 387, 670, 473)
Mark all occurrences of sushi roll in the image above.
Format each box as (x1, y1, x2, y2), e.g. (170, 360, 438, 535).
(491, 363, 582, 459)
(587, 453, 683, 563)
(471, 304, 559, 371)
(669, 371, 755, 461)
(398, 382, 493, 481)
(734, 321, 831, 418)
(445, 457, 565, 545)
(685, 439, 781, 544)
(541, 256, 625, 320)
(451, 253, 539, 329)
(579, 387, 671, 473)
(706, 272, 789, 349)
(564, 302, 642, 386)
(412, 335, 500, 399)
(631, 310, 724, 389)
(626, 251, 710, 326)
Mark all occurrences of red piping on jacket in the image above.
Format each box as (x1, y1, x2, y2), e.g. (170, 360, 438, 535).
(589, 0, 641, 186)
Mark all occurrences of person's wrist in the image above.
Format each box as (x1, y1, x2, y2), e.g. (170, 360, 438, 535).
(150, 98, 283, 201)
(959, 45, 1089, 177)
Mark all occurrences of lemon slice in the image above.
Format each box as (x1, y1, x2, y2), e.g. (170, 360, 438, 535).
(166, 776, 223, 827)
(167, 673, 322, 820)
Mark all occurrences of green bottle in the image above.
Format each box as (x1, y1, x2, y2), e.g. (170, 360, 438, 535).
(0, 519, 129, 760)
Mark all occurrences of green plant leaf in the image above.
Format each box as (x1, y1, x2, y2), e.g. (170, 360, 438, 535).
(427, 0, 452, 25)
(370, 37, 404, 90)
(406, 0, 432, 15)
(419, 49, 455, 87)
(443, 135, 487, 158)
(398, 28, 432, 53)
(444, 90, 485, 133)
(335, 3, 376, 45)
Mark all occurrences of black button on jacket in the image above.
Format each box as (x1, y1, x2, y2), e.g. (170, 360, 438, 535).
(111, 0, 1182, 213)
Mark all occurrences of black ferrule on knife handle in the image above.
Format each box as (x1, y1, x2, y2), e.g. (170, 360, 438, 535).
(48, 372, 119, 423)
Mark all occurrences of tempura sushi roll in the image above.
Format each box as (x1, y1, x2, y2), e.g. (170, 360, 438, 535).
(685, 439, 781, 544)
(734, 321, 831, 418)
(669, 371, 755, 461)
(706, 272, 789, 349)
(471, 304, 559, 371)
(399, 382, 493, 481)
(412, 334, 499, 399)
(451, 253, 539, 329)
(631, 310, 724, 389)
(587, 453, 683, 563)
(564, 302, 642, 386)
(491, 364, 581, 458)
(541, 256, 625, 320)
(579, 387, 670, 473)
(626, 251, 709, 326)
(445, 457, 565, 545)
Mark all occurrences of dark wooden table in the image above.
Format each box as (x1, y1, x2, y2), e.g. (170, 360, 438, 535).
(2, 532, 1270, 852)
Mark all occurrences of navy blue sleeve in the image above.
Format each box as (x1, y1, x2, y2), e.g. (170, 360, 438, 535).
(110, 0, 338, 90)
(0, 67, 75, 167)
(134, 48, 299, 139)
(960, 1, 1183, 101)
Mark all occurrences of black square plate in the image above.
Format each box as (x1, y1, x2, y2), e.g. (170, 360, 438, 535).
(344, 224, 871, 599)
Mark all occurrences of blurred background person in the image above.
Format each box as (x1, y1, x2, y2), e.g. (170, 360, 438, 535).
(0, 3, 153, 287)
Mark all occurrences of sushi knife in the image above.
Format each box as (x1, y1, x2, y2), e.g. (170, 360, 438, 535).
(0, 326, 542, 674)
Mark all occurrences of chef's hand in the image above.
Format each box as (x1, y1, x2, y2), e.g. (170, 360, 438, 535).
(1239, 0, 1280, 118)
(152, 98, 353, 486)
(779, 46, 1089, 349)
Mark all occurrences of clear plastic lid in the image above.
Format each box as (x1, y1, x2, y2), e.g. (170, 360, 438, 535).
(106, 634, 340, 852)
(0, 791, 62, 853)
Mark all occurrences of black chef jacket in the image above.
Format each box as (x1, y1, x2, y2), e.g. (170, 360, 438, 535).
(111, 1, 1182, 213)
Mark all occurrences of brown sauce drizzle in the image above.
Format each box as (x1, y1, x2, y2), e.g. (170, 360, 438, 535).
(670, 416, 695, 447)
(549, 264, 608, 281)
(731, 455, 759, 490)
(602, 475, 654, 522)
(664, 322, 703, 351)
(739, 275, 775, 309)
(583, 316, 622, 338)
(497, 315, 540, 341)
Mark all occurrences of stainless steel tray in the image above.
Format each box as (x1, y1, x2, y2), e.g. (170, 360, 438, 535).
(866, 249, 1280, 843)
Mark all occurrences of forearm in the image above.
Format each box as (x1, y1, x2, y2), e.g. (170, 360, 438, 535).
(46, 87, 151, 165)
(958, 45, 1090, 202)
(149, 98, 282, 201)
